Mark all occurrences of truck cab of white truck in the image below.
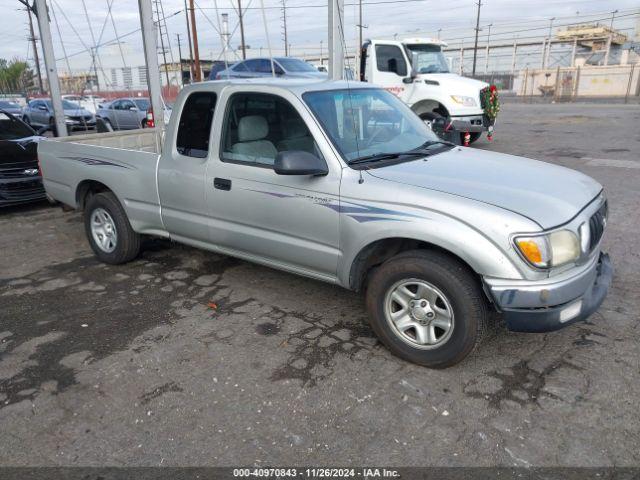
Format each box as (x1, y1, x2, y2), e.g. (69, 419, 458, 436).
(360, 38, 494, 143)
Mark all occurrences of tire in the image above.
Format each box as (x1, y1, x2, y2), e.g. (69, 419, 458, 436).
(365, 250, 488, 368)
(419, 111, 442, 130)
(97, 117, 114, 133)
(84, 192, 141, 265)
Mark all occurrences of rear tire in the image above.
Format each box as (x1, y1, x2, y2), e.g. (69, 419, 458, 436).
(466, 132, 482, 144)
(84, 192, 141, 265)
(365, 250, 488, 368)
(419, 111, 442, 130)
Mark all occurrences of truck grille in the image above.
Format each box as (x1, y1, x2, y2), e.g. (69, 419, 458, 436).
(0, 166, 39, 179)
(588, 201, 608, 251)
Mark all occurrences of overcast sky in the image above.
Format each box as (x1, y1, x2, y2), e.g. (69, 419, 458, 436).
(0, 0, 638, 71)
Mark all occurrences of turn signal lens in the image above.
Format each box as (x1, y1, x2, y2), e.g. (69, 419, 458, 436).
(515, 237, 548, 268)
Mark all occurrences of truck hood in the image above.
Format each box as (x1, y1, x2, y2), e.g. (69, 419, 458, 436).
(417, 73, 488, 94)
(365, 147, 602, 229)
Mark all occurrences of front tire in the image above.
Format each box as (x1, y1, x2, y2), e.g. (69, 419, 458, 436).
(84, 192, 141, 264)
(365, 250, 488, 368)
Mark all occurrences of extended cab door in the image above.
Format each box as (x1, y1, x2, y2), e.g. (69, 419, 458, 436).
(363, 41, 412, 102)
(205, 88, 341, 280)
(157, 90, 218, 244)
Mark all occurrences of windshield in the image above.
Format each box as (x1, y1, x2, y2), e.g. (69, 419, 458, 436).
(133, 99, 150, 110)
(0, 112, 35, 140)
(44, 100, 82, 110)
(276, 58, 318, 73)
(405, 44, 450, 74)
(0, 101, 21, 109)
(303, 88, 439, 163)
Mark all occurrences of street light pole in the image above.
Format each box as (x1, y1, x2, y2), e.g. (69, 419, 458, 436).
(544, 17, 555, 69)
(33, 0, 67, 136)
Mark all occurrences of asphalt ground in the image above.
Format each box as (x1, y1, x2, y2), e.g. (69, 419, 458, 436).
(0, 102, 639, 467)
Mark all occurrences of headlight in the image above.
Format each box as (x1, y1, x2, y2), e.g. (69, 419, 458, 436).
(450, 95, 477, 107)
(514, 230, 580, 268)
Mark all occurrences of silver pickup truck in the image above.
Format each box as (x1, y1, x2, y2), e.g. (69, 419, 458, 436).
(39, 79, 612, 368)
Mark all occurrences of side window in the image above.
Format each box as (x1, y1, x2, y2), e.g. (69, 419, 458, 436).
(375, 45, 407, 76)
(257, 59, 273, 73)
(176, 92, 217, 158)
(221, 93, 318, 167)
(112, 100, 122, 110)
(243, 59, 261, 72)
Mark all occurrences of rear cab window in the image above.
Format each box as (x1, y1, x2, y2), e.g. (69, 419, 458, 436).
(176, 91, 217, 158)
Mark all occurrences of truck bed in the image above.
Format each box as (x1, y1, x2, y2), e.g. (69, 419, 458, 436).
(39, 129, 166, 236)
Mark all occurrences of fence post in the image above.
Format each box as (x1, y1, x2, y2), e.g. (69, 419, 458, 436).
(511, 40, 517, 74)
(522, 67, 528, 97)
(573, 66, 581, 100)
(553, 66, 560, 102)
(459, 41, 464, 75)
(625, 64, 635, 103)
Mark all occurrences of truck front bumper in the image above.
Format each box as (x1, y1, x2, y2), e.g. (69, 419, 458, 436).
(484, 252, 612, 332)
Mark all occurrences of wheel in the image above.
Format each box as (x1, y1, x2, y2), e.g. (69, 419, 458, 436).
(365, 250, 488, 368)
(84, 192, 141, 264)
(419, 111, 442, 131)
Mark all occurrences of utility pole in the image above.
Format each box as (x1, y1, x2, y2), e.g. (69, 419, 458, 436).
(238, 0, 246, 59)
(33, 0, 67, 136)
(484, 23, 492, 74)
(176, 33, 184, 86)
(26, 6, 43, 93)
(154, 0, 171, 87)
(183, 0, 194, 81)
(188, 0, 201, 81)
(471, 0, 481, 76)
(358, 0, 363, 52)
(282, 0, 289, 56)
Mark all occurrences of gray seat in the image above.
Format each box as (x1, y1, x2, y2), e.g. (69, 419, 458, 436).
(277, 119, 315, 154)
(231, 115, 277, 164)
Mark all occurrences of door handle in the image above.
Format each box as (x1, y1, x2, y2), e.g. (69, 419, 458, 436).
(214, 177, 232, 191)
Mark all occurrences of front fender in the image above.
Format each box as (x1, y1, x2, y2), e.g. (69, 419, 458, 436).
(338, 213, 523, 289)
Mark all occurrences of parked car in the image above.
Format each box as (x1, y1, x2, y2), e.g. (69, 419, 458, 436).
(62, 94, 106, 114)
(39, 79, 611, 368)
(97, 97, 150, 130)
(0, 110, 46, 206)
(215, 57, 327, 80)
(22, 99, 96, 133)
(0, 100, 23, 116)
(208, 60, 235, 81)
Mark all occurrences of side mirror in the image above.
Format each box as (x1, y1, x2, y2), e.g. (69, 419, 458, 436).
(274, 151, 328, 176)
(402, 76, 414, 84)
(38, 105, 48, 111)
(129, 106, 138, 111)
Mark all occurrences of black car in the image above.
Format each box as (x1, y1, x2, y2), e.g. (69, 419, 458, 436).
(0, 110, 47, 206)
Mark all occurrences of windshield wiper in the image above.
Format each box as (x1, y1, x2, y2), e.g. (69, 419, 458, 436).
(348, 151, 429, 166)
(410, 139, 455, 151)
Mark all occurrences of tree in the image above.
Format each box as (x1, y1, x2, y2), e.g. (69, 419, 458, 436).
(0, 58, 36, 94)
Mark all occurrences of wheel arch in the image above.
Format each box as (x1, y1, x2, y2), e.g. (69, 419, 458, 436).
(76, 179, 114, 210)
(411, 100, 449, 118)
(348, 237, 481, 293)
